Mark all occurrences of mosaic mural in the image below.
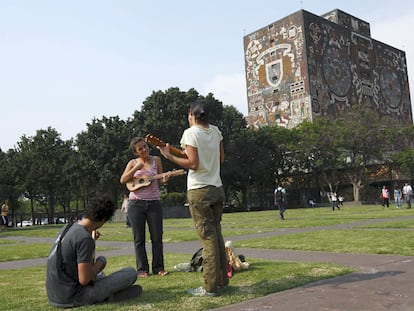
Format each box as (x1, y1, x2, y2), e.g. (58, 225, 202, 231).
(244, 9, 412, 128)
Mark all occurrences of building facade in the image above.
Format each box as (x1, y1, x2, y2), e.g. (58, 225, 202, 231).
(244, 9, 412, 129)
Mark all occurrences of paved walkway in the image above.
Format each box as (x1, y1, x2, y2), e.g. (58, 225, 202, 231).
(1, 216, 414, 310)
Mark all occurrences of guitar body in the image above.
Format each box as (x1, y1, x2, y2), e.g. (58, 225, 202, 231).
(126, 169, 186, 191)
(126, 176, 153, 191)
(145, 134, 188, 158)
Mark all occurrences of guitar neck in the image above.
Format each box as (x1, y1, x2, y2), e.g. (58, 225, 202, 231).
(145, 134, 188, 158)
(150, 173, 167, 181)
(167, 145, 187, 158)
(151, 169, 186, 181)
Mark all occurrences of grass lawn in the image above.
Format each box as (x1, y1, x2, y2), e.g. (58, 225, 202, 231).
(0, 204, 412, 310)
(0, 254, 351, 311)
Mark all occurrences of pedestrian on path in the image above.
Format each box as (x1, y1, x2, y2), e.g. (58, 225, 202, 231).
(338, 195, 344, 207)
(0, 200, 9, 231)
(330, 192, 340, 211)
(120, 194, 131, 228)
(381, 185, 390, 208)
(394, 187, 402, 208)
(274, 183, 287, 220)
(402, 182, 412, 209)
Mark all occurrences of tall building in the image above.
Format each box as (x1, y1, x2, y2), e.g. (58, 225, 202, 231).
(244, 9, 412, 129)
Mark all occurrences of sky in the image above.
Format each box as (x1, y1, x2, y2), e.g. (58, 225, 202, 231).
(1, 0, 414, 151)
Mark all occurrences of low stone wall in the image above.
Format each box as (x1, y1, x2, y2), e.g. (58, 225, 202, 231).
(163, 205, 191, 219)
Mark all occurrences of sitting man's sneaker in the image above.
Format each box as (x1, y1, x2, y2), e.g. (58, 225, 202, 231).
(188, 286, 217, 297)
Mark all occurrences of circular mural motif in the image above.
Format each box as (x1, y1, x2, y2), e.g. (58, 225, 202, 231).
(322, 46, 352, 97)
(380, 66, 402, 109)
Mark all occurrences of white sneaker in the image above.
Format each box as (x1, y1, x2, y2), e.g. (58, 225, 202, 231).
(188, 286, 217, 297)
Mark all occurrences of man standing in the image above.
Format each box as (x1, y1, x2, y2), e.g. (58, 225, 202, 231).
(330, 192, 340, 211)
(402, 182, 412, 209)
(274, 183, 287, 220)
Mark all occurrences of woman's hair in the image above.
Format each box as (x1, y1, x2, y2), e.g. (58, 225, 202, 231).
(129, 137, 145, 154)
(84, 197, 116, 222)
(190, 99, 209, 124)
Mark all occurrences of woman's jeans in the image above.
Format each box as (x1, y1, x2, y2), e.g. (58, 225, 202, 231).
(127, 199, 165, 274)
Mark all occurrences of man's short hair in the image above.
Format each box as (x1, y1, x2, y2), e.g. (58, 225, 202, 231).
(84, 197, 116, 222)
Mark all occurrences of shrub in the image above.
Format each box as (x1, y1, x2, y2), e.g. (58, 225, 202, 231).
(161, 192, 187, 206)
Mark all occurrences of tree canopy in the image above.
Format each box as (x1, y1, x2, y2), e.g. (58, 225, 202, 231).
(0, 88, 413, 224)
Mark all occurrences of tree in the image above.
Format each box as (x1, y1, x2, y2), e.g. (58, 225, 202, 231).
(223, 126, 292, 209)
(76, 116, 132, 206)
(134, 87, 198, 143)
(294, 118, 344, 196)
(15, 127, 73, 223)
(0, 149, 22, 225)
(223, 128, 256, 209)
(391, 125, 414, 185)
(131, 88, 198, 192)
(394, 149, 414, 185)
(336, 107, 392, 202)
(55, 145, 82, 221)
(132, 88, 227, 193)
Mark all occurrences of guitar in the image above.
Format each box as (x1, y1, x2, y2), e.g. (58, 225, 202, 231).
(145, 134, 188, 159)
(126, 169, 186, 191)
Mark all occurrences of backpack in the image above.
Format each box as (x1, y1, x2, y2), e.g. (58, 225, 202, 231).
(190, 247, 203, 272)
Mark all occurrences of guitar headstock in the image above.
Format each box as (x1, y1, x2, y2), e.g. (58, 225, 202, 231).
(145, 134, 166, 147)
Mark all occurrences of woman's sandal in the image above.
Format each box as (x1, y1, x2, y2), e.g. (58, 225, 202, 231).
(138, 272, 149, 278)
(157, 270, 169, 276)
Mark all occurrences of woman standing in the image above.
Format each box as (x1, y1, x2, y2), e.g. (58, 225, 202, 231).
(120, 137, 169, 277)
(381, 185, 390, 208)
(394, 187, 402, 208)
(1, 200, 9, 231)
(159, 99, 228, 297)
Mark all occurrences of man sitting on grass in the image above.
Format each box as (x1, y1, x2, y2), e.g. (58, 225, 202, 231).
(46, 197, 141, 308)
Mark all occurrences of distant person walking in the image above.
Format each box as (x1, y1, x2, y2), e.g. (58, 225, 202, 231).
(274, 183, 287, 220)
(381, 186, 390, 208)
(330, 192, 340, 211)
(394, 187, 402, 209)
(120, 194, 131, 228)
(1, 200, 9, 231)
(402, 183, 412, 209)
(338, 195, 344, 207)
